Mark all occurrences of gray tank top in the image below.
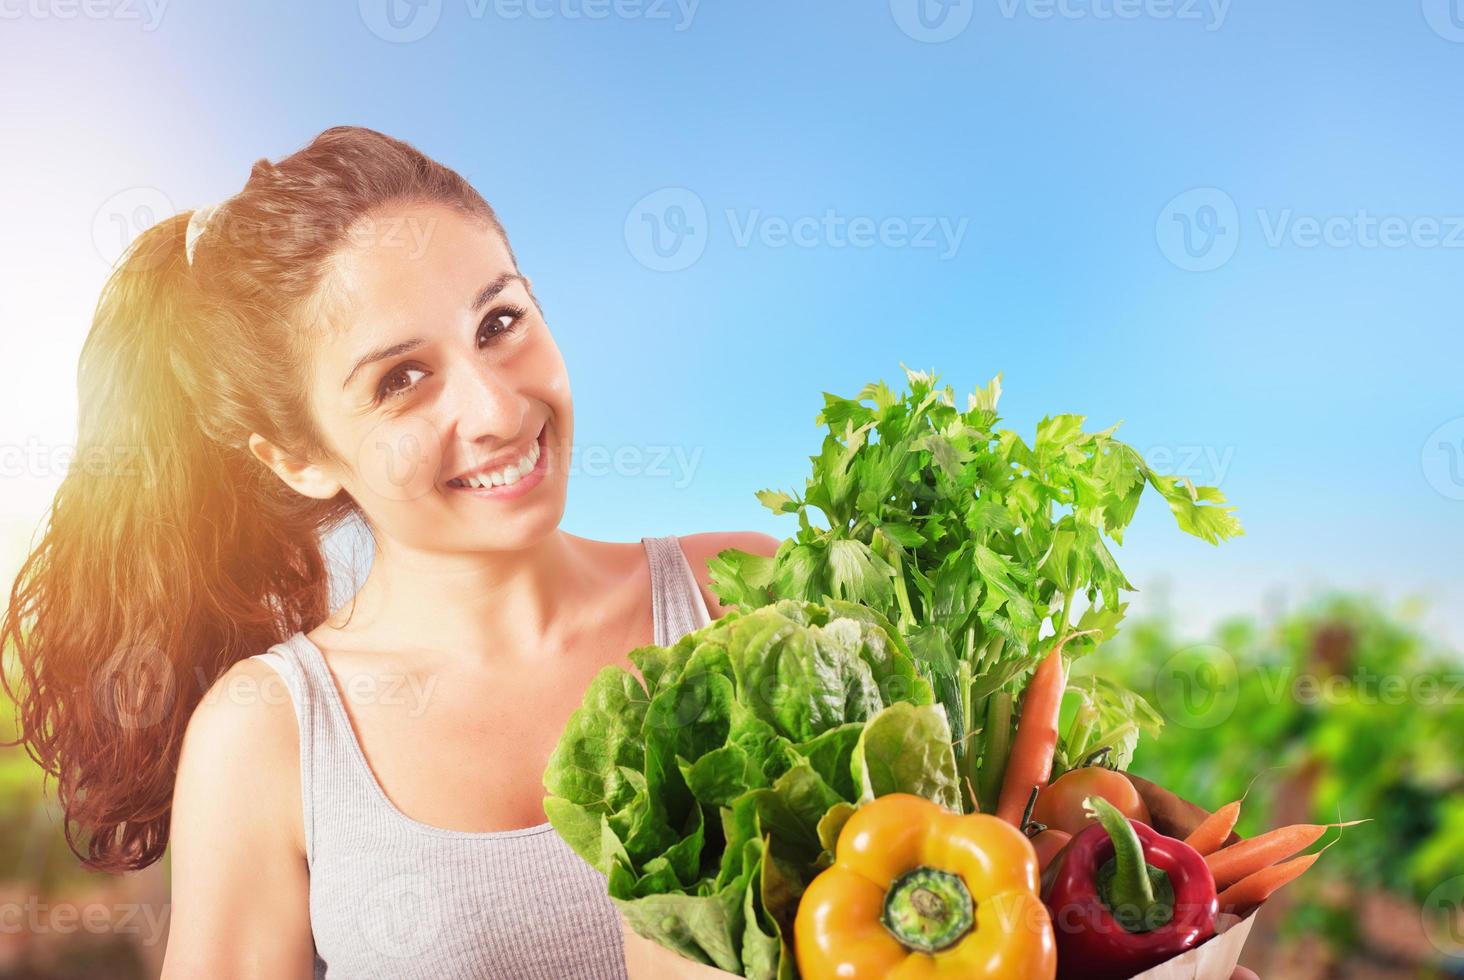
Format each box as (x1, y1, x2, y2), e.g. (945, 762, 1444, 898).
(252, 535, 713, 980)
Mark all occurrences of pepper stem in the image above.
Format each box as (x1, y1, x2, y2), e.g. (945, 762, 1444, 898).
(1086, 796, 1175, 933)
(881, 866, 975, 953)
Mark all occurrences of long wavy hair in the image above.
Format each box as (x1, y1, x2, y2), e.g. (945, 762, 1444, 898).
(1, 126, 510, 873)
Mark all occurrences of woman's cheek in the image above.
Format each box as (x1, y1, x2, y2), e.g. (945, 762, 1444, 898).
(351, 412, 446, 506)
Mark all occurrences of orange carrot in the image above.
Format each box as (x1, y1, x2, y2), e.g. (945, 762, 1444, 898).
(995, 633, 1090, 826)
(1205, 824, 1326, 889)
(1205, 820, 1363, 890)
(1185, 800, 1242, 856)
(1216, 851, 1320, 915)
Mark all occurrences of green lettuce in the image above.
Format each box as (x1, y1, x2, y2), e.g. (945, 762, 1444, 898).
(542, 598, 952, 978)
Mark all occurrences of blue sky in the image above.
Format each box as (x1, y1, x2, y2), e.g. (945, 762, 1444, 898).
(2, 0, 1460, 642)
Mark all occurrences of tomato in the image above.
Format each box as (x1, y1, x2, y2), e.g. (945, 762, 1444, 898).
(1029, 828, 1072, 871)
(1030, 767, 1150, 837)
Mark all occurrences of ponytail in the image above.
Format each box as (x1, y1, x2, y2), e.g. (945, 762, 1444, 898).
(1, 125, 501, 873)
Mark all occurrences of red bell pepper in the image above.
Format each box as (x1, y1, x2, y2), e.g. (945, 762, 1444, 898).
(1043, 796, 1218, 980)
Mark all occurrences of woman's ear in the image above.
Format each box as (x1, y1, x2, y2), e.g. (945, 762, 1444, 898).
(247, 433, 343, 500)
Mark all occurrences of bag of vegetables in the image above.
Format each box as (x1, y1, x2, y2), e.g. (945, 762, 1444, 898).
(542, 367, 1338, 978)
(564, 604, 1277, 980)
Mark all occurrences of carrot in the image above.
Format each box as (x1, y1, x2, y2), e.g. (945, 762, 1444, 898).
(1185, 767, 1289, 855)
(1205, 825, 1325, 889)
(1205, 820, 1364, 890)
(1185, 800, 1242, 856)
(995, 632, 1091, 826)
(1216, 851, 1320, 915)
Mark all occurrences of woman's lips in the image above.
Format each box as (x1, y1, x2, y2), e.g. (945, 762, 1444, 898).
(444, 425, 549, 499)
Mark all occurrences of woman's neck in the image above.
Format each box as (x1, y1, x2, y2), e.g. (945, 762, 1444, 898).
(318, 529, 598, 662)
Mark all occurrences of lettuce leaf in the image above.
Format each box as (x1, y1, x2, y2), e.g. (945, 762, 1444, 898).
(543, 599, 946, 977)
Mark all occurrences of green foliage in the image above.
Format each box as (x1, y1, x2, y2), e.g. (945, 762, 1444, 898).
(709, 365, 1241, 792)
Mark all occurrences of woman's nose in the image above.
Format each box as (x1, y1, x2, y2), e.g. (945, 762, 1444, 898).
(445, 360, 528, 444)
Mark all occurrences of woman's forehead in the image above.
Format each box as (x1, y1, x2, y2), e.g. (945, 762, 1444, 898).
(310, 204, 516, 348)
(338, 203, 512, 294)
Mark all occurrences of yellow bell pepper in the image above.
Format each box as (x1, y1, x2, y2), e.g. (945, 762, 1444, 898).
(794, 793, 1056, 980)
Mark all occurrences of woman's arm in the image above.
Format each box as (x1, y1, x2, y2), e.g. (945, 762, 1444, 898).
(161, 657, 315, 980)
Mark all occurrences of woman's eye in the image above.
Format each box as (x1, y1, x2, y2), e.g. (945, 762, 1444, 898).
(478, 305, 527, 347)
(377, 365, 427, 403)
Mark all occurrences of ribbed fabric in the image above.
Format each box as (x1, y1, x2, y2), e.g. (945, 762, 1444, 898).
(252, 535, 713, 980)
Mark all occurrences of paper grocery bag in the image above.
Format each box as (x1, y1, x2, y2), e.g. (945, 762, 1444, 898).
(1127, 911, 1258, 980)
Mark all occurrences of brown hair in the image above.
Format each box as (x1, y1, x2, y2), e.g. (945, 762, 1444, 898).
(1, 126, 509, 873)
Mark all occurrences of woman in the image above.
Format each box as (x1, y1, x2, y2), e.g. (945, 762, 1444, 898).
(2, 125, 778, 978)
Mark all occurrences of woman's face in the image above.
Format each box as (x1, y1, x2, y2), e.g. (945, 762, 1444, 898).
(297, 200, 573, 554)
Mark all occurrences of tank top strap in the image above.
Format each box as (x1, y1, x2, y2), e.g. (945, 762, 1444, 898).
(639, 535, 713, 647)
(251, 635, 332, 867)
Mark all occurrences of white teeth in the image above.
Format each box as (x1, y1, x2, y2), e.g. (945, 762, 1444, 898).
(450, 434, 541, 490)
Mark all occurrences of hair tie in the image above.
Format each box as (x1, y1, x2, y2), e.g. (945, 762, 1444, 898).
(185, 203, 220, 267)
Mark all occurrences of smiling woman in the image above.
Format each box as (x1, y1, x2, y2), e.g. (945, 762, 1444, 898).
(0, 125, 779, 980)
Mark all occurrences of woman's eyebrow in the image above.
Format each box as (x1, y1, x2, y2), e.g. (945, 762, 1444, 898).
(471, 272, 524, 311)
(340, 274, 525, 390)
(342, 338, 425, 390)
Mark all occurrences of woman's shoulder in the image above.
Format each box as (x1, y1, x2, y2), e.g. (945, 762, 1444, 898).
(673, 530, 781, 619)
(173, 654, 304, 848)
